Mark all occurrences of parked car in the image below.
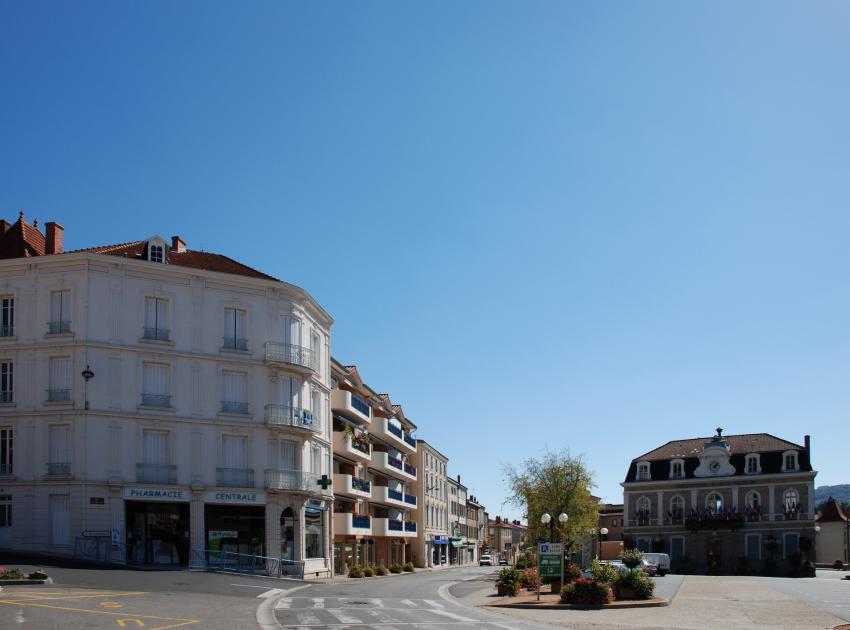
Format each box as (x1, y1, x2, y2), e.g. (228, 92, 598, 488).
(601, 560, 628, 574)
(479, 554, 493, 566)
(643, 553, 670, 576)
(498, 557, 509, 566)
(639, 558, 658, 576)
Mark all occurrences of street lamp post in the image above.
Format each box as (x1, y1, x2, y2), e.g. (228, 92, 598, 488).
(598, 527, 609, 560)
(540, 512, 568, 543)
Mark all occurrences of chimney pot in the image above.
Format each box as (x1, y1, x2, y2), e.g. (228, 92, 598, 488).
(171, 235, 187, 253)
(45, 222, 64, 255)
(804, 435, 811, 451)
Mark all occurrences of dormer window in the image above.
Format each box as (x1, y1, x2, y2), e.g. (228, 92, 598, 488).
(670, 459, 685, 479)
(745, 453, 761, 474)
(150, 245, 164, 263)
(782, 451, 798, 472)
(637, 462, 651, 481)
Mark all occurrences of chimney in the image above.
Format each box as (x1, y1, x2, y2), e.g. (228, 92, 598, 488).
(457, 474, 461, 484)
(45, 222, 64, 255)
(495, 516, 501, 524)
(804, 435, 810, 452)
(171, 235, 187, 253)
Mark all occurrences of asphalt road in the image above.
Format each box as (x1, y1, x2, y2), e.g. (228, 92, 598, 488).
(270, 565, 548, 630)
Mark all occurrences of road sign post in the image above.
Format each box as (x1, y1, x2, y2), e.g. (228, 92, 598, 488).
(537, 543, 564, 601)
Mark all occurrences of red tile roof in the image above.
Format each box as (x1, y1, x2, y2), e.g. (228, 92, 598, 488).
(633, 433, 804, 462)
(0, 212, 46, 258)
(816, 498, 849, 523)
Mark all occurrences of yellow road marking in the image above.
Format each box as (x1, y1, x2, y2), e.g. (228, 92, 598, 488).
(0, 598, 199, 630)
(0, 591, 146, 602)
(117, 619, 145, 627)
(101, 601, 124, 608)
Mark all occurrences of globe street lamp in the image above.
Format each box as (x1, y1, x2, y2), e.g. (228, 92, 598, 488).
(598, 527, 609, 560)
(541, 512, 568, 543)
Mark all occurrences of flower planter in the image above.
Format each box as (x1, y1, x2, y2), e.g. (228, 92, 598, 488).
(497, 584, 518, 597)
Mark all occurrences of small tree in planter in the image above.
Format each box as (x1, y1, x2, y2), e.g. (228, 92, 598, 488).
(520, 568, 540, 591)
(496, 567, 521, 597)
(615, 569, 654, 600)
(560, 578, 613, 606)
(621, 548, 643, 570)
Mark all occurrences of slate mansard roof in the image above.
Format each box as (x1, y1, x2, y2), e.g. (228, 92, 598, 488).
(623, 433, 813, 483)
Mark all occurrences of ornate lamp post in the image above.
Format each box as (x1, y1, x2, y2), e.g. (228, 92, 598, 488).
(598, 527, 609, 560)
(540, 512, 568, 543)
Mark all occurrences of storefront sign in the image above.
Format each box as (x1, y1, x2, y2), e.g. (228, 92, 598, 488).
(123, 487, 188, 501)
(433, 535, 448, 545)
(204, 491, 266, 504)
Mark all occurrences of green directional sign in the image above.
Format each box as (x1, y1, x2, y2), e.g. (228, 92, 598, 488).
(539, 553, 562, 577)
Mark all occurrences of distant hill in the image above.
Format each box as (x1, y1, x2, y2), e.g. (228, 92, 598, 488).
(815, 484, 850, 506)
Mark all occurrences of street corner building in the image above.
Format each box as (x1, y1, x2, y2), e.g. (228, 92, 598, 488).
(0, 213, 336, 575)
(621, 428, 816, 574)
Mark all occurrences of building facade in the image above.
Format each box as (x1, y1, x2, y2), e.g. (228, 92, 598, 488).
(330, 361, 418, 573)
(815, 498, 849, 567)
(447, 474, 469, 564)
(466, 495, 486, 562)
(622, 429, 817, 574)
(413, 439, 449, 567)
(0, 216, 334, 574)
(488, 516, 515, 564)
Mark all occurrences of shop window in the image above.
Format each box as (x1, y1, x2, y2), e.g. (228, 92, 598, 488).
(305, 507, 324, 558)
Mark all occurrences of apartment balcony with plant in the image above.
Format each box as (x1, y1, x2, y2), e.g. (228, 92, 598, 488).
(331, 389, 371, 424)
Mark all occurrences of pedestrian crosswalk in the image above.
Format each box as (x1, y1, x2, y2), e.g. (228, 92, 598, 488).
(274, 597, 514, 628)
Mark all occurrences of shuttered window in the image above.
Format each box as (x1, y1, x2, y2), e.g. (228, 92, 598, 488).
(49, 494, 70, 545)
(281, 377, 301, 409)
(49, 426, 71, 464)
(279, 440, 296, 471)
(222, 435, 247, 469)
(0, 297, 13, 336)
(282, 316, 300, 347)
(224, 308, 247, 349)
(144, 297, 169, 340)
(48, 357, 72, 402)
(49, 290, 72, 333)
(221, 371, 247, 413)
(142, 430, 168, 465)
(142, 363, 169, 407)
(0, 362, 12, 403)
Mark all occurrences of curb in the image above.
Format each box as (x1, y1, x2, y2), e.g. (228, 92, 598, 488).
(487, 596, 669, 610)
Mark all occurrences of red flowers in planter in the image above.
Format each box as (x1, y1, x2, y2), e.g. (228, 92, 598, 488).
(560, 578, 614, 605)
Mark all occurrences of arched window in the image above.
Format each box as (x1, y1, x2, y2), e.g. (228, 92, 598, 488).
(744, 491, 761, 520)
(705, 492, 723, 513)
(669, 495, 685, 523)
(149, 244, 164, 263)
(636, 496, 651, 525)
(783, 489, 799, 517)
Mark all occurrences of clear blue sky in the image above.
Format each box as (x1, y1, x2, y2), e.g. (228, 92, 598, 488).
(3, 2, 849, 520)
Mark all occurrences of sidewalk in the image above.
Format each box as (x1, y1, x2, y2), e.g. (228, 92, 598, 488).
(483, 576, 848, 630)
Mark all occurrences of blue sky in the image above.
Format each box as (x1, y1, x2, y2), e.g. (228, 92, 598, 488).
(2, 1, 849, 520)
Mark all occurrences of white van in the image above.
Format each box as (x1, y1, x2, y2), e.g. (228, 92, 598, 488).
(643, 553, 671, 576)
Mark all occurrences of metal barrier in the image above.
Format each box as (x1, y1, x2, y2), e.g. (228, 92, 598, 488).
(73, 537, 144, 565)
(189, 549, 304, 579)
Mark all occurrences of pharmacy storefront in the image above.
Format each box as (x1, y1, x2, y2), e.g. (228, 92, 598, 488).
(124, 487, 191, 566)
(204, 490, 266, 558)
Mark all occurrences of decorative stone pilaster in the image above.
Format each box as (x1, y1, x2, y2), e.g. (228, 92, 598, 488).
(266, 501, 282, 558)
(190, 489, 205, 553)
(768, 485, 775, 521)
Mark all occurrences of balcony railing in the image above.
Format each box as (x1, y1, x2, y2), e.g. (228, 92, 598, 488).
(352, 477, 371, 493)
(404, 494, 417, 506)
(0, 325, 12, 337)
(217, 467, 254, 487)
(47, 462, 71, 476)
(221, 401, 249, 415)
(351, 394, 370, 416)
(387, 423, 403, 438)
(142, 327, 170, 342)
(352, 515, 371, 529)
(388, 519, 403, 532)
(47, 320, 71, 335)
(136, 463, 177, 485)
(46, 388, 71, 402)
(141, 393, 172, 408)
(0, 463, 11, 475)
(263, 342, 316, 372)
(404, 463, 417, 477)
(685, 514, 745, 532)
(745, 512, 762, 522)
(388, 488, 403, 501)
(387, 456, 403, 470)
(265, 405, 318, 432)
(405, 521, 417, 532)
(222, 337, 248, 351)
(264, 469, 331, 494)
(635, 514, 651, 526)
(403, 433, 417, 448)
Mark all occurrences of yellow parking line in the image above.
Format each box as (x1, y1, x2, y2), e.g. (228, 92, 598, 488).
(0, 598, 199, 630)
(0, 591, 147, 602)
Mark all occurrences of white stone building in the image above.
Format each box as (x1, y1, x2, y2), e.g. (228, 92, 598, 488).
(0, 215, 334, 574)
(413, 439, 449, 567)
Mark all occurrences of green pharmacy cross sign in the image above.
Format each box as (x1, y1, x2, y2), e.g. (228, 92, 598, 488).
(317, 475, 332, 490)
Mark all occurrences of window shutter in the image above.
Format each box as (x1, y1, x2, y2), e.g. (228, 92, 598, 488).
(224, 308, 235, 337)
(49, 495, 70, 545)
(280, 440, 296, 471)
(50, 357, 71, 389)
(50, 291, 62, 323)
(222, 436, 246, 469)
(223, 372, 245, 403)
(142, 430, 168, 464)
(50, 426, 70, 464)
(234, 309, 246, 339)
(143, 364, 167, 395)
(157, 298, 167, 329)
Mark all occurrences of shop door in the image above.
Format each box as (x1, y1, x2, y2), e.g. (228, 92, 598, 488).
(0, 494, 11, 547)
(280, 507, 295, 560)
(126, 502, 190, 566)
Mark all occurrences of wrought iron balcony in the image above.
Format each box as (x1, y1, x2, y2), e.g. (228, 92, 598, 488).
(217, 467, 254, 487)
(0, 325, 12, 337)
(47, 320, 71, 335)
(405, 521, 417, 532)
(141, 393, 172, 408)
(264, 469, 331, 494)
(47, 462, 71, 476)
(263, 342, 316, 372)
(685, 513, 745, 532)
(0, 391, 11, 403)
(265, 405, 318, 432)
(46, 388, 71, 402)
(222, 337, 248, 351)
(142, 327, 170, 342)
(136, 463, 177, 485)
(221, 401, 249, 415)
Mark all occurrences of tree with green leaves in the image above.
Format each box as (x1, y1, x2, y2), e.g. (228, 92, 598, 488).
(503, 449, 598, 552)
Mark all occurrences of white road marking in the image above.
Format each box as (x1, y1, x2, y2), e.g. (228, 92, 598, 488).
(326, 608, 362, 624)
(422, 599, 444, 609)
(311, 597, 325, 608)
(275, 598, 292, 609)
(372, 598, 385, 608)
(233, 583, 280, 589)
(257, 588, 285, 599)
(400, 599, 417, 607)
(296, 611, 321, 625)
(425, 608, 476, 622)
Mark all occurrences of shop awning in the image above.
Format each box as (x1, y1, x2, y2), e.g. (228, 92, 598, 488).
(449, 537, 464, 548)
